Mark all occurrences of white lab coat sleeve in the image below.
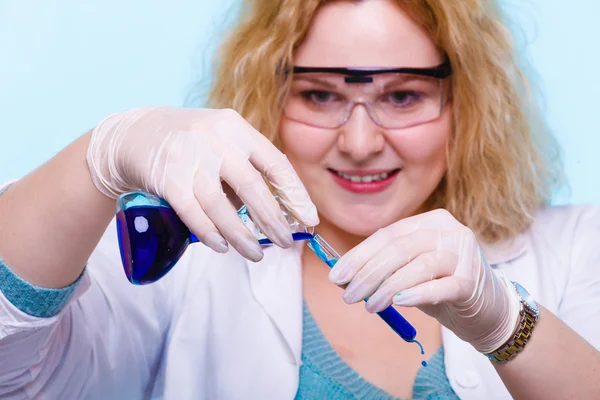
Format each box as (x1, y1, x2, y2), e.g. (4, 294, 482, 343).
(559, 205, 600, 349)
(0, 218, 177, 400)
(0, 269, 91, 398)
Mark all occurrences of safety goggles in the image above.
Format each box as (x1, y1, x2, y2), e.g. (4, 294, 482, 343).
(283, 59, 452, 129)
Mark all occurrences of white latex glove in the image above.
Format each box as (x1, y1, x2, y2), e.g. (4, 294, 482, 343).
(87, 106, 319, 261)
(328, 209, 520, 354)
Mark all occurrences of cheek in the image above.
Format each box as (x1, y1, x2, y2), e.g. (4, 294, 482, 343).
(279, 118, 335, 168)
(279, 119, 340, 225)
(388, 108, 451, 171)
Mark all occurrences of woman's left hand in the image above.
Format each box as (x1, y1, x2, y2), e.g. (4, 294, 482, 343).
(329, 209, 520, 354)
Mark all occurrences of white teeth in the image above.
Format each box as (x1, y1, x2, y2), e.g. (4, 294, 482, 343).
(335, 171, 394, 182)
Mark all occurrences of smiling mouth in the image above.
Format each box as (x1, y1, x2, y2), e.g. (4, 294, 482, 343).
(327, 168, 401, 183)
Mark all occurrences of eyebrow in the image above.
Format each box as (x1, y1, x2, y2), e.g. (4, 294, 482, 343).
(292, 74, 433, 92)
(381, 74, 429, 91)
(292, 76, 339, 89)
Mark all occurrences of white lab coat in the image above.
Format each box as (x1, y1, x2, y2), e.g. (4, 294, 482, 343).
(1, 197, 599, 400)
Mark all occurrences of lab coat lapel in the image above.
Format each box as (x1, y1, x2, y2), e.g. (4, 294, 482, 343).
(246, 242, 304, 366)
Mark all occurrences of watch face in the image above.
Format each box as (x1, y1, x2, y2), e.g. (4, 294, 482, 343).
(513, 282, 539, 315)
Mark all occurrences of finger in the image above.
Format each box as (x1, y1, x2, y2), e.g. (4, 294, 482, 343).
(331, 223, 441, 287)
(220, 153, 293, 249)
(340, 230, 441, 303)
(330, 208, 465, 284)
(248, 133, 319, 226)
(364, 250, 458, 312)
(392, 276, 473, 307)
(328, 212, 444, 284)
(328, 228, 395, 285)
(193, 164, 264, 262)
(164, 190, 229, 254)
(404, 208, 465, 231)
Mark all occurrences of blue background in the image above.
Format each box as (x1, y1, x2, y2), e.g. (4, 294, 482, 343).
(0, 0, 597, 205)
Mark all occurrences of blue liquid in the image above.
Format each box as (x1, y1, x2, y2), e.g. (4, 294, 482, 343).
(258, 232, 314, 245)
(409, 339, 427, 367)
(116, 205, 192, 285)
(409, 339, 425, 355)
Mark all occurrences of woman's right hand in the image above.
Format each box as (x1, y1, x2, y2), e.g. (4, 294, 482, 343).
(86, 106, 319, 261)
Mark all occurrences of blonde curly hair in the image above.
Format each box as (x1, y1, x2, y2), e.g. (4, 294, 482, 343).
(206, 0, 563, 243)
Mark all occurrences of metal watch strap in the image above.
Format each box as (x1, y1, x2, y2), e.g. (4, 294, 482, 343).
(486, 305, 537, 363)
(485, 281, 540, 364)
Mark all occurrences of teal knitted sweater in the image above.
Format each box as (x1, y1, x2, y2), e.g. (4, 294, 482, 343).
(295, 302, 459, 399)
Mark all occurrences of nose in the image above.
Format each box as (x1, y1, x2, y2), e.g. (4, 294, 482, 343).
(337, 104, 385, 162)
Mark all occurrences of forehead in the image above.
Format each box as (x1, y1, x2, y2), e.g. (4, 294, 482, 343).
(294, 0, 442, 68)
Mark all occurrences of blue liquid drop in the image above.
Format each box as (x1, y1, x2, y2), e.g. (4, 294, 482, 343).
(408, 339, 425, 355)
(409, 339, 428, 367)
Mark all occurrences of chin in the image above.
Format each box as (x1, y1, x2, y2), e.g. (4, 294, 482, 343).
(318, 202, 403, 239)
(337, 221, 382, 238)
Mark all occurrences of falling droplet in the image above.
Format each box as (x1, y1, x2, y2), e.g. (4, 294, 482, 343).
(408, 339, 427, 367)
(408, 339, 425, 355)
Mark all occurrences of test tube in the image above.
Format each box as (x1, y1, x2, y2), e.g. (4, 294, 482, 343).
(308, 234, 418, 343)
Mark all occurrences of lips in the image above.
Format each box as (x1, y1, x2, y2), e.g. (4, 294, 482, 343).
(328, 168, 401, 194)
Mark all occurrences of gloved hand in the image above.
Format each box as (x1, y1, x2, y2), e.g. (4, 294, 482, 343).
(328, 209, 520, 354)
(86, 106, 319, 262)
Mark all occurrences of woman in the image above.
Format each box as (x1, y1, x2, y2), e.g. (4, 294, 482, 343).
(0, 0, 599, 399)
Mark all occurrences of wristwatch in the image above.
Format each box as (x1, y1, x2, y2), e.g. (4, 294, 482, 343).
(485, 281, 540, 364)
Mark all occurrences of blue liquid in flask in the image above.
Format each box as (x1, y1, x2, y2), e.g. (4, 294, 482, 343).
(117, 202, 195, 285)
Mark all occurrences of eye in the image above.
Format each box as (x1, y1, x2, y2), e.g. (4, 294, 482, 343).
(384, 91, 424, 107)
(300, 90, 341, 106)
